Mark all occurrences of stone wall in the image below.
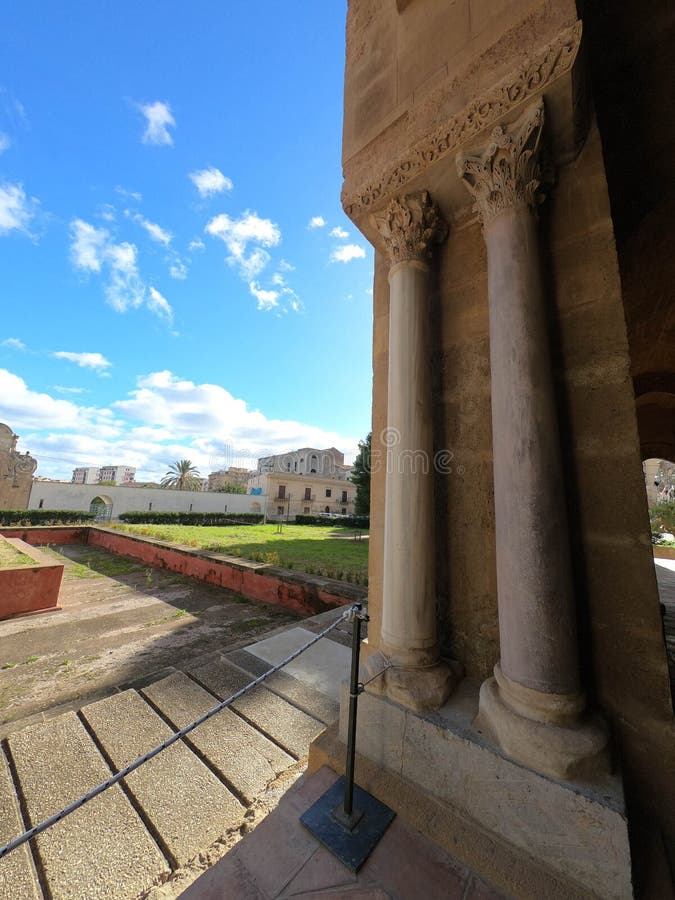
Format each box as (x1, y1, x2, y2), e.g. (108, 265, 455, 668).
(347, 0, 674, 861)
(27, 482, 265, 518)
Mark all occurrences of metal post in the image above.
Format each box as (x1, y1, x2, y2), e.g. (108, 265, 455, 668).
(344, 604, 364, 817)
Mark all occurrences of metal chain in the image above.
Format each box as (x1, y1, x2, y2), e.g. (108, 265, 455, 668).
(0, 603, 359, 861)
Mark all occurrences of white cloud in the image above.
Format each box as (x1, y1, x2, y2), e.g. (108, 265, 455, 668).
(0, 182, 37, 236)
(132, 214, 172, 245)
(248, 281, 279, 311)
(205, 211, 280, 280)
(98, 203, 116, 222)
(188, 238, 205, 252)
(1, 337, 25, 350)
(138, 101, 175, 146)
(330, 243, 366, 263)
(189, 167, 233, 198)
(52, 351, 112, 371)
(278, 259, 294, 271)
(0, 133, 10, 153)
(271, 273, 285, 286)
(69, 219, 167, 320)
(0, 368, 360, 480)
(169, 258, 188, 280)
(147, 286, 173, 323)
(308, 216, 326, 229)
(330, 226, 349, 239)
(115, 185, 142, 202)
(53, 385, 89, 395)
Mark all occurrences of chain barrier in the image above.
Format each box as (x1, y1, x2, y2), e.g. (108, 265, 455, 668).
(0, 603, 359, 861)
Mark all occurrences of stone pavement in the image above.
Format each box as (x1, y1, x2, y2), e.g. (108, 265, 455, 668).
(0, 589, 352, 899)
(179, 765, 504, 900)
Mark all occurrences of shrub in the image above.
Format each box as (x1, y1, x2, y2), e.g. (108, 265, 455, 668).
(294, 514, 370, 529)
(117, 510, 264, 526)
(0, 509, 96, 526)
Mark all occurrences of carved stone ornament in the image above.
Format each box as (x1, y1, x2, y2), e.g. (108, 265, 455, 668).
(374, 191, 448, 265)
(342, 21, 581, 218)
(456, 100, 545, 224)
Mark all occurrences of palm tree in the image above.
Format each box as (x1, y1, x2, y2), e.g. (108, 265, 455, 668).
(161, 459, 202, 490)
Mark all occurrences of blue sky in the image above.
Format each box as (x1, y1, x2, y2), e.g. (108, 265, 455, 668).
(0, 1, 373, 481)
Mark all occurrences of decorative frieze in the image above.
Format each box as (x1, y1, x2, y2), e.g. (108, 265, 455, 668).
(456, 100, 545, 224)
(374, 191, 447, 265)
(342, 21, 581, 218)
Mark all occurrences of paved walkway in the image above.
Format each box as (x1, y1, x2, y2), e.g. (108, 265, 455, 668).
(179, 766, 503, 900)
(0, 553, 353, 900)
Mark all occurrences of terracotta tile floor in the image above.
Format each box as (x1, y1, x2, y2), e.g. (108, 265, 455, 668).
(180, 766, 504, 899)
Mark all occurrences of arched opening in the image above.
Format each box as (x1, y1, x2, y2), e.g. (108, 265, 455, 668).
(89, 495, 113, 522)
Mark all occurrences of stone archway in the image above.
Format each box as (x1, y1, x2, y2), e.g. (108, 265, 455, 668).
(89, 495, 113, 521)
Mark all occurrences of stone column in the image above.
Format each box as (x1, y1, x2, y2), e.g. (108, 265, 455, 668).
(457, 102, 608, 779)
(373, 191, 457, 712)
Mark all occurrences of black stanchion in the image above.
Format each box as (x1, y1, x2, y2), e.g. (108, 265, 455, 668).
(300, 603, 395, 872)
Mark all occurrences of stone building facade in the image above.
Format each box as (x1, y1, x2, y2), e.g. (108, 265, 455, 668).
(309, 2, 675, 896)
(246, 470, 356, 520)
(0, 423, 37, 510)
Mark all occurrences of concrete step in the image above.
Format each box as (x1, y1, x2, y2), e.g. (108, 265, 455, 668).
(0, 749, 41, 899)
(185, 655, 326, 758)
(80, 690, 244, 867)
(6, 710, 168, 900)
(142, 672, 293, 805)
(225, 647, 340, 724)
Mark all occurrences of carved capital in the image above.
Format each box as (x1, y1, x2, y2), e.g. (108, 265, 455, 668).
(374, 191, 448, 266)
(456, 100, 545, 225)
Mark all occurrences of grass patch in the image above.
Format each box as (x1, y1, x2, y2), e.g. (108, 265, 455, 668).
(110, 523, 369, 583)
(0, 540, 34, 569)
(1, 663, 16, 670)
(23, 656, 39, 664)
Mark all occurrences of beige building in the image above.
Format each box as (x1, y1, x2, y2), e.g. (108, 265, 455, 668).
(247, 471, 356, 520)
(208, 467, 252, 491)
(257, 447, 352, 479)
(72, 464, 136, 485)
(307, 2, 675, 897)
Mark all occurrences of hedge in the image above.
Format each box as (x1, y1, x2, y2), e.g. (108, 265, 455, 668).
(117, 511, 264, 526)
(0, 509, 96, 525)
(294, 514, 370, 529)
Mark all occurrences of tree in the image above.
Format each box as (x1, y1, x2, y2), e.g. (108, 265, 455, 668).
(161, 459, 202, 491)
(213, 482, 246, 494)
(351, 432, 372, 516)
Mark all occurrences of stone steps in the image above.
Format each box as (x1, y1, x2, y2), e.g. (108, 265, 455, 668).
(184, 655, 326, 758)
(0, 652, 339, 898)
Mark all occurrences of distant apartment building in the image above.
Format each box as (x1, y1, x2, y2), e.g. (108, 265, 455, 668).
(71, 464, 136, 485)
(71, 467, 101, 484)
(248, 447, 355, 519)
(208, 467, 252, 491)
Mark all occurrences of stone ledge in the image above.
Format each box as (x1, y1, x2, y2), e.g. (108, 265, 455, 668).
(321, 678, 632, 899)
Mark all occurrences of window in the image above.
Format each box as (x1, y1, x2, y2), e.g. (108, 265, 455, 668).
(278, 485, 286, 499)
(326, 489, 332, 498)
(304, 507, 310, 514)
(148, 502, 152, 511)
(304, 487, 311, 500)
(294, 461, 297, 471)
(38, 499, 44, 509)
(342, 508, 347, 515)
(341, 491, 348, 502)
(325, 505, 330, 514)
(278, 506, 284, 515)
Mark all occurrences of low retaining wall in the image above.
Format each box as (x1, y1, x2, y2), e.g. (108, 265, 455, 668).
(0, 537, 64, 620)
(0, 525, 365, 618)
(87, 528, 364, 617)
(654, 546, 675, 560)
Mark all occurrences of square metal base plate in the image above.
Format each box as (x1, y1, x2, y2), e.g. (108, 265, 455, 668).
(300, 776, 396, 872)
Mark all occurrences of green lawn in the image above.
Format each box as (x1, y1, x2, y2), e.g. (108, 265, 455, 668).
(0, 540, 34, 569)
(110, 523, 369, 584)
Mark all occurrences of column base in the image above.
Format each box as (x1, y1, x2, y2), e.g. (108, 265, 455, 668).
(381, 660, 462, 712)
(476, 675, 610, 781)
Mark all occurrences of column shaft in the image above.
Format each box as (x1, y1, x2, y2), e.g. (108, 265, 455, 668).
(381, 260, 437, 666)
(485, 206, 579, 696)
